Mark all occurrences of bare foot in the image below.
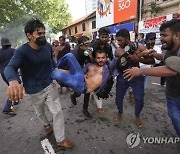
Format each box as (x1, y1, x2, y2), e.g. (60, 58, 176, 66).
(97, 108, 105, 115)
(136, 117, 143, 128)
(113, 113, 122, 121)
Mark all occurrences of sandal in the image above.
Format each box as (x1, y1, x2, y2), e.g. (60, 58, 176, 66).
(44, 124, 53, 134)
(136, 117, 143, 128)
(57, 139, 75, 149)
(113, 113, 122, 121)
(97, 108, 106, 115)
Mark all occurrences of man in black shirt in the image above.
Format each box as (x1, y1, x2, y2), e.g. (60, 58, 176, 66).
(91, 27, 113, 60)
(70, 36, 94, 118)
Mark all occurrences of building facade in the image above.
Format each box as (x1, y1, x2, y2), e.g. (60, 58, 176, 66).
(141, 0, 180, 20)
(61, 11, 96, 42)
(85, 0, 96, 15)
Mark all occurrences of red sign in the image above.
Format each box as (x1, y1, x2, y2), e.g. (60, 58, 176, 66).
(143, 16, 166, 29)
(114, 0, 137, 24)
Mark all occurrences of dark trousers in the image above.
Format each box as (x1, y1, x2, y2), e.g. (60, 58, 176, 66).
(1, 72, 17, 112)
(71, 92, 90, 111)
(115, 74, 145, 117)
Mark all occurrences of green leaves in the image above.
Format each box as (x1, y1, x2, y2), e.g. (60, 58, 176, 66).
(0, 0, 71, 33)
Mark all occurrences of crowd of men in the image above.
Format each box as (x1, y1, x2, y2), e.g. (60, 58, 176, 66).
(0, 18, 179, 150)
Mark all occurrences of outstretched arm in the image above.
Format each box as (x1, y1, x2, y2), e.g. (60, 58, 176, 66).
(123, 66, 177, 81)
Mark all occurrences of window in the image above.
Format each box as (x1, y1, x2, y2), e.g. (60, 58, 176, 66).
(92, 21, 96, 29)
(82, 23, 86, 31)
(69, 29, 71, 35)
(75, 26, 77, 34)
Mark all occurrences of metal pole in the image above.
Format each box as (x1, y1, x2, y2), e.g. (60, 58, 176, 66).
(139, 0, 142, 21)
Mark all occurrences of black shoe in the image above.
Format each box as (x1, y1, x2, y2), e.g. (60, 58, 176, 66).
(82, 109, 92, 118)
(70, 94, 77, 105)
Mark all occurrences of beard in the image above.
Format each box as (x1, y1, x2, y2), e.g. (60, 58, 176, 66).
(97, 61, 104, 66)
(162, 39, 174, 50)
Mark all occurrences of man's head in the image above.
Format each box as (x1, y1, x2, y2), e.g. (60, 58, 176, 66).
(160, 19, 180, 51)
(145, 32, 156, 49)
(59, 36, 65, 46)
(93, 50, 107, 66)
(1, 37, 11, 49)
(137, 33, 144, 41)
(78, 35, 90, 51)
(116, 29, 130, 48)
(25, 19, 46, 47)
(52, 40, 59, 47)
(98, 27, 110, 45)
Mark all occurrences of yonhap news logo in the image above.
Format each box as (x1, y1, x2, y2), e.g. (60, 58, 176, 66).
(126, 132, 180, 148)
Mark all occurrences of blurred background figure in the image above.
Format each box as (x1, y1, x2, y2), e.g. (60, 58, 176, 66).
(52, 40, 59, 57)
(0, 37, 17, 116)
(137, 33, 146, 45)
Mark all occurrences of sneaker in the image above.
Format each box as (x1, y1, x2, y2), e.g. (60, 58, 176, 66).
(44, 124, 53, 135)
(70, 94, 77, 105)
(82, 109, 92, 118)
(57, 139, 74, 149)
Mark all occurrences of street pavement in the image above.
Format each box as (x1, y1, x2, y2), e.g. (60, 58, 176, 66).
(0, 76, 179, 154)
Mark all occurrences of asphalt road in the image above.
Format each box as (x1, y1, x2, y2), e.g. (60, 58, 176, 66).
(0, 76, 179, 154)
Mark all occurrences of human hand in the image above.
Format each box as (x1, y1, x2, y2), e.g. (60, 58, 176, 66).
(142, 49, 155, 56)
(128, 54, 140, 62)
(7, 80, 26, 103)
(123, 67, 142, 81)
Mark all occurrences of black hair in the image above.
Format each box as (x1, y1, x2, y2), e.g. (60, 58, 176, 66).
(24, 19, 45, 35)
(77, 35, 89, 45)
(139, 33, 144, 38)
(116, 29, 130, 39)
(160, 19, 180, 33)
(98, 27, 110, 35)
(92, 50, 107, 58)
(59, 36, 65, 41)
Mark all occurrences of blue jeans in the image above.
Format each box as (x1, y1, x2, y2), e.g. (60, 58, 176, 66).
(166, 97, 180, 136)
(51, 53, 86, 94)
(115, 74, 145, 117)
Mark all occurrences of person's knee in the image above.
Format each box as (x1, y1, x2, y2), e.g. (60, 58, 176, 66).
(65, 53, 74, 59)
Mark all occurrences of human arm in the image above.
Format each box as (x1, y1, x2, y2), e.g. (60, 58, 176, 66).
(123, 66, 177, 81)
(132, 44, 155, 64)
(7, 80, 25, 102)
(54, 46, 59, 62)
(4, 49, 25, 102)
(115, 48, 125, 57)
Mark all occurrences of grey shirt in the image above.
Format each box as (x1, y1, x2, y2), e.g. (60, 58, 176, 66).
(164, 47, 180, 100)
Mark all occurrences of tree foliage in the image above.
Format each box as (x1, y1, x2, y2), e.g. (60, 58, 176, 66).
(149, 2, 162, 17)
(0, 0, 71, 33)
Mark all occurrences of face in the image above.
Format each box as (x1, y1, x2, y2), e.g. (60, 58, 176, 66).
(27, 27, 46, 46)
(116, 36, 127, 48)
(95, 52, 107, 66)
(160, 28, 175, 50)
(59, 38, 65, 45)
(137, 34, 141, 41)
(80, 40, 90, 51)
(146, 38, 155, 49)
(99, 34, 109, 44)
